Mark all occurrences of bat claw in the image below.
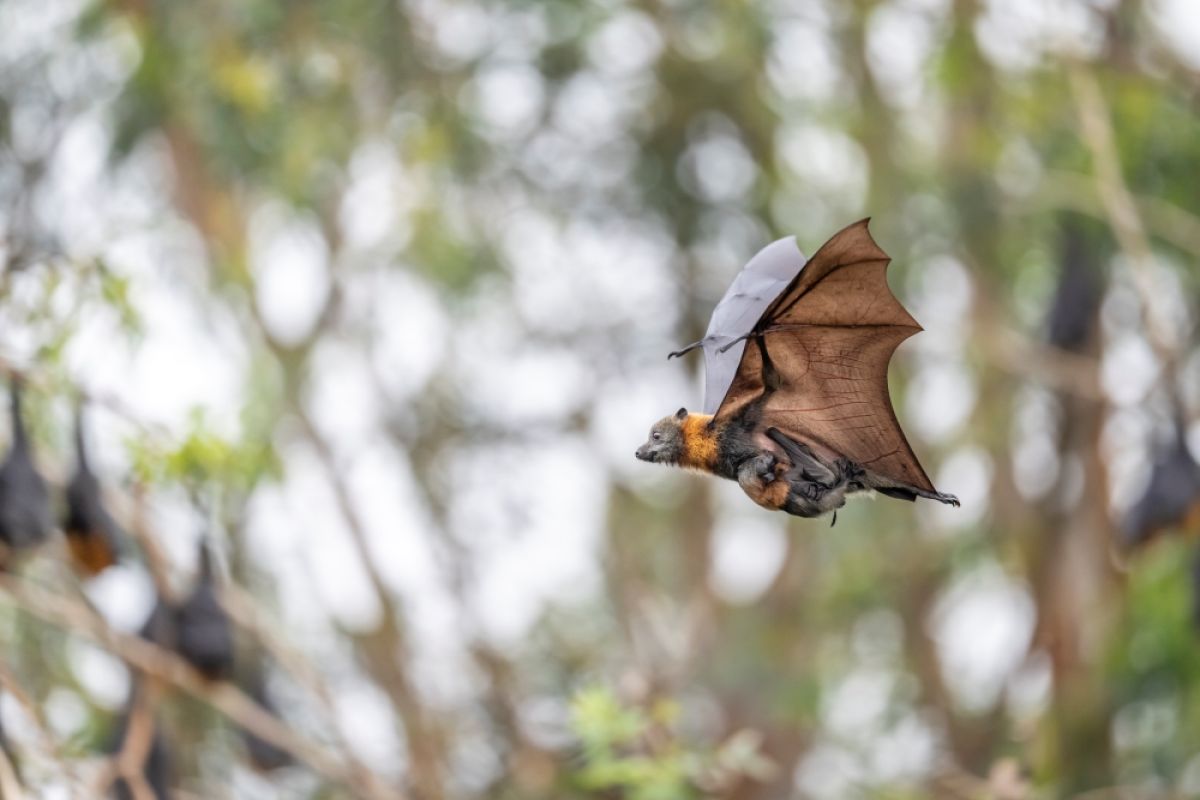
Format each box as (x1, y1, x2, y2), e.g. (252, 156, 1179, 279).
(752, 452, 778, 482)
(717, 333, 754, 354)
(667, 340, 703, 360)
(937, 493, 960, 507)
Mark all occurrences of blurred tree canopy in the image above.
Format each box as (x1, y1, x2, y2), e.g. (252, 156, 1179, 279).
(1, 0, 1200, 797)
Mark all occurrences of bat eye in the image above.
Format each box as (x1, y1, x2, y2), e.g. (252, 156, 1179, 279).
(652, 432, 661, 441)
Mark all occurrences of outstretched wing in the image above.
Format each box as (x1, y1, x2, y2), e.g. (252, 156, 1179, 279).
(671, 237, 809, 415)
(714, 219, 936, 493)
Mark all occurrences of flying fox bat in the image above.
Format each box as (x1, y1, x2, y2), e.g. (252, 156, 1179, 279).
(64, 408, 125, 576)
(0, 380, 52, 563)
(1121, 425, 1200, 548)
(175, 542, 235, 680)
(636, 219, 958, 520)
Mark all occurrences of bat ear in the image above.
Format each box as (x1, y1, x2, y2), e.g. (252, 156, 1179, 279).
(675, 407, 688, 420)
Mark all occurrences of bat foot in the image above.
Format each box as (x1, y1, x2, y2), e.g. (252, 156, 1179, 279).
(801, 482, 827, 501)
(751, 452, 779, 482)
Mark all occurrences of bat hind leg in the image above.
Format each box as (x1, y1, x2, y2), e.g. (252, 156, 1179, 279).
(760, 428, 854, 519)
(874, 483, 960, 507)
(898, 486, 959, 506)
(782, 489, 849, 525)
(926, 490, 960, 507)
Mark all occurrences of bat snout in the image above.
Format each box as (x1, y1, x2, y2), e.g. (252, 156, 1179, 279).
(635, 445, 655, 462)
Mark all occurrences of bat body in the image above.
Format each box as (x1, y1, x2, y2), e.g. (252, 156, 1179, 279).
(139, 598, 177, 648)
(1122, 428, 1200, 547)
(65, 410, 124, 575)
(0, 382, 52, 561)
(636, 408, 841, 516)
(176, 544, 235, 680)
(637, 220, 958, 519)
(137, 546, 234, 680)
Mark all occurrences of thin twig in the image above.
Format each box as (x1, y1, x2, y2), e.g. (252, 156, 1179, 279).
(1029, 170, 1200, 258)
(0, 744, 24, 800)
(984, 323, 1104, 400)
(219, 584, 380, 788)
(91, 680, 160, 799)
(1068, 66, 1183, 409)
(0, 355, 177, 446)
(291, 406, 447, 798)
(0, 354, 403, 796)
(0, 574, 400, 800)
(0, 659, 66, 762)
(126, 484, 178, 603)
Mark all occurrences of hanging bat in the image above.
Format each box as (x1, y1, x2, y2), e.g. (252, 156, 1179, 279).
(636, 219, 958, 521)
(175, 543, 235, 680)
(64, 408, 125, 576)
(1046, 218, 1105, 354)
(139, 596, 177, 648)
(1121, 425, 1200, 547)
(0, 380, 52, 563)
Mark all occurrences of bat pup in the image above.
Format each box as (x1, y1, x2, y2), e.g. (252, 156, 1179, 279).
(636, 219, 959, 520)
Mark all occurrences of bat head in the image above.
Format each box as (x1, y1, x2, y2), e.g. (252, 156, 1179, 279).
(636, 408, 688, 465)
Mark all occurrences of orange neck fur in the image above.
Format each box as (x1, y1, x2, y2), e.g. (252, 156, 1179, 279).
(679, 413, 718, 472)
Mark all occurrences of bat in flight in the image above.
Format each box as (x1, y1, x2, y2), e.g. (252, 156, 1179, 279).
(636, 219, 958, 521)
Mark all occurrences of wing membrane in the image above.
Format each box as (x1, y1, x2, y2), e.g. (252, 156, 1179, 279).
(713, 219, 936, 493)
(693, 237, 808, 415)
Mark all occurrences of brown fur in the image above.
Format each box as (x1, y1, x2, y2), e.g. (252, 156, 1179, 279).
(678, 414, 719, 472)
(1185, 499, 1200, 535)
(741, 473, 790, 509)
(637, 409, 804, 513)
(67, 530, 117, 576)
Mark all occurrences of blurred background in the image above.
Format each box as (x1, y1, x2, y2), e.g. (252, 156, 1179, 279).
(0, 0, 1199, 797)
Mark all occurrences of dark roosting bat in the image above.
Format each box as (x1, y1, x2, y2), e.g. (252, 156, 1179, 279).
(636, 219, 959, 521)
(0, 381, 51, 563)
(65, 408, 125, 576)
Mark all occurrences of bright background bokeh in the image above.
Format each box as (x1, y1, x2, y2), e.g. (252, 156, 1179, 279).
(1, 0, 1199, 797)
